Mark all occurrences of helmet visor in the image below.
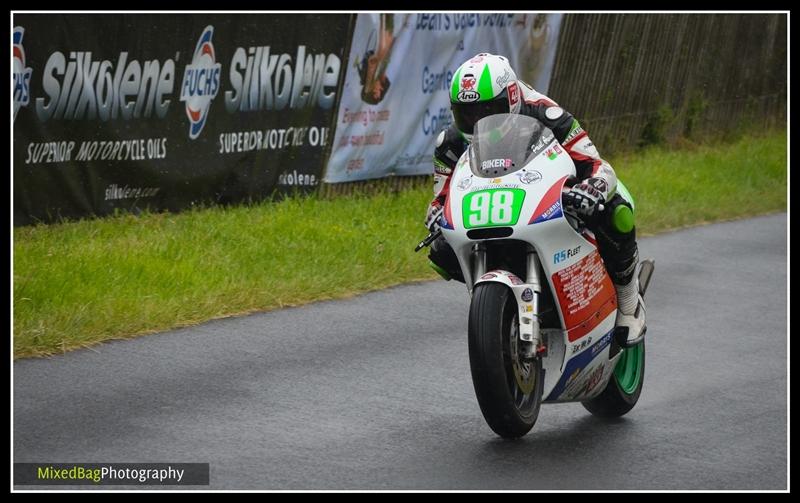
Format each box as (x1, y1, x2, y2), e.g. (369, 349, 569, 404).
(451, 91, 510, 136)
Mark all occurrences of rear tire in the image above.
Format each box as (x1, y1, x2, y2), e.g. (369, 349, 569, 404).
(582, 341, 645, 417)
(468, 282, 543, 438)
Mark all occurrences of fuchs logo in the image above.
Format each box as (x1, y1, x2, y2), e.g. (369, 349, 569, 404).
(457, 90, 480, 102)
(13, 27, 32, 121)
(461, 75, 476, 91)
(180, 26, 221, 139)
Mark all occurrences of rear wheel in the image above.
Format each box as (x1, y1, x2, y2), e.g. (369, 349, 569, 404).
(468, 282, 543, 438)
(582, 340, 645, 417)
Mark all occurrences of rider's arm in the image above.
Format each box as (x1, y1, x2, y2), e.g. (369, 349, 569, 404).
(519, 85, 617, 200)
(430, 125, 467, 207)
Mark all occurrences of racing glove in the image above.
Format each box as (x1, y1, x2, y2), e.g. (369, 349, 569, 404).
(425, 198, 444, 232)
(563, 178, 607, 217)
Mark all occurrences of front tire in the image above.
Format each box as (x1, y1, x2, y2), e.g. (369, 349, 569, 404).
(468, 282, 543, 438)
(581, 341, 645, 417)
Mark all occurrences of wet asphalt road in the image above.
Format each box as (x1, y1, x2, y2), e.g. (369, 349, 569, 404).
(14, 213, 787, 490)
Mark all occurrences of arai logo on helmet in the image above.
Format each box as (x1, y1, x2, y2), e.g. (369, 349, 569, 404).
(180, 26, 222, 140)
(457, 90, 480, 102)
(13, 26, 33, 121)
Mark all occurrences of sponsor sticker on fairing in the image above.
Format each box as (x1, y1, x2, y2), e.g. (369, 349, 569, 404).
(532, 201, 561, 224)
(530, 132, 556, 156)
(180, 26, 221, 139)
(508, 274, 525, 286)
(481, 158, 513, 170)
(516, 170, 542, 184)
(583, 364, 605, 393)
(590, 332, 612, 358)
(553, 246, 581, 264)
(571, 336, 592, 354)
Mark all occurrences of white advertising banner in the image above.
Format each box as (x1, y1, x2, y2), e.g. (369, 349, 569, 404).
(324, 13, 563, 183)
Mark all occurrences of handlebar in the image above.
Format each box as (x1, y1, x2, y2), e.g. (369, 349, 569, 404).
(414, 229, 442, 252)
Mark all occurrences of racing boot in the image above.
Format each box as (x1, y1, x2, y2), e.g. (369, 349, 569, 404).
(614, 274, 646, 347)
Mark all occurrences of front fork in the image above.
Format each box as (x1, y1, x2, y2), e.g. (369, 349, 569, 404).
(521, 247, 543, 360)
(472, 243, 544, 360)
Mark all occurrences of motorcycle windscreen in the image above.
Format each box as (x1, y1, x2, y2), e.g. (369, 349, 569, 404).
(469, 113, 556, 179)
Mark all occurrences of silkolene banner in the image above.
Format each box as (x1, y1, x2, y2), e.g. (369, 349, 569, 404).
(13, 14, 352, 226)
(324, 13, 563, 183)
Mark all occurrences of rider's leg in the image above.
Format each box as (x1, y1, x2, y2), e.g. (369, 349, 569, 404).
(590, 193, 646, 345)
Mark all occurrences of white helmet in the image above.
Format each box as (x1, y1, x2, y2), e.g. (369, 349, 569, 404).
(449, 53, 521, 136)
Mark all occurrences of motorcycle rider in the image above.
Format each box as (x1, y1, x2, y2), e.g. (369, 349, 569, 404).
(425, 53, 646, 346)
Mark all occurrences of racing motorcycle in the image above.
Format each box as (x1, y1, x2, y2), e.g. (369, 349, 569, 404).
(415, 114, 654, 438)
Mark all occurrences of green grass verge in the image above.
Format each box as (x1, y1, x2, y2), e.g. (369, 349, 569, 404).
(13, 130, 786, 358)
(615, 130, 787, 235)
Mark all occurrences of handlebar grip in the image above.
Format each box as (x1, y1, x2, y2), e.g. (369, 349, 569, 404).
(414, 229, 442, 252)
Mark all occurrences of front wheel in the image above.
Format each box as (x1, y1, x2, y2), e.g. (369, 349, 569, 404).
(581, 340, 645, 417)
(468, 282, 543, 438)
